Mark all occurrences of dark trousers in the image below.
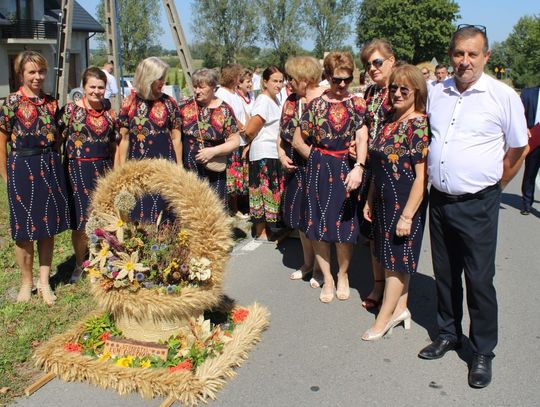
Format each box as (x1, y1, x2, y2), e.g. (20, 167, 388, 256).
(521, 147, 540, 211)
(429, 185, 501, 357)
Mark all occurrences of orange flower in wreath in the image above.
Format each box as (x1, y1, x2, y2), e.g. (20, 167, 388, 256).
(168, 359, 193, 373)
(232, 308, 250, 324)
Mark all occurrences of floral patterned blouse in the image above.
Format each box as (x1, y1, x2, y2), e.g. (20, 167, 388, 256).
(57, 103, 117, 159)
(0, 93, 59, 149)
(177, 98, 238, 171)
(118, 93, 181, 161)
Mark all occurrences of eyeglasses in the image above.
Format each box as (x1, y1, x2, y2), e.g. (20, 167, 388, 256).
(456, 24, 487, 35)
(365, 57, 387, 70)
(389, 84, 413, 97)
(331, 76, 353, 85)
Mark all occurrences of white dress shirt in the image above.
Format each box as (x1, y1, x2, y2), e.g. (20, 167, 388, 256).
(428, 73, 528, 195)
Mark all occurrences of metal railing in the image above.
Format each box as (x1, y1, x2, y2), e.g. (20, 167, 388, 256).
(1, 19, 57, 40)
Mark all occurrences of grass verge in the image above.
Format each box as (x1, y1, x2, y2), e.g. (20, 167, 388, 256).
(0, 182, 96, 406)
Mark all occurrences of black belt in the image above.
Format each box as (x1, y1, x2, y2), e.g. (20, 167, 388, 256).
(432, 182, 500, 203)
(12, 146, 55, 157)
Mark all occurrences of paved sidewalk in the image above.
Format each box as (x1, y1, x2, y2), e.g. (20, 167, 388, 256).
(14, 176, 540, 407)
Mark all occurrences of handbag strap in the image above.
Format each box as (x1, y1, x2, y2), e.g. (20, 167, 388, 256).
(193, 98, 206, 150)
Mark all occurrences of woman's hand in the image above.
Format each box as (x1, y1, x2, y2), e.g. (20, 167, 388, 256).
(395, 215, 412, 237)
(363, 201, 372, 222)
(344, 166, 363, 191)
(196, 147, 216, 164)
(241, 145, 250, 159)
(279, 154, 296, 172)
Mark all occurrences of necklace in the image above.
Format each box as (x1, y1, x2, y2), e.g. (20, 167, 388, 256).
(82, 96, 105, 117)
(19, 87, 45, 106)
(237, 90, 251, 104)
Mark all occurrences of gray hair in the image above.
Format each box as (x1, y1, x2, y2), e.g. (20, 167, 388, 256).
(133, 57, 169, 100)
(192, 68, 219, 88)
(449, 26, 489, 54)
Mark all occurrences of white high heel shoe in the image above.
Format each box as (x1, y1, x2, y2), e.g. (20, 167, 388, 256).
(391, 309, 412, 330)
(361, 320, 394, 341)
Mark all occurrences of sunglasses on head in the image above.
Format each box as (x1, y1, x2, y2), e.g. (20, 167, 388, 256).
(331, 76, 353, 85)
(456, 24, 487, 35)
(365, 57, 387, 70)
(389, 84, 412, 97)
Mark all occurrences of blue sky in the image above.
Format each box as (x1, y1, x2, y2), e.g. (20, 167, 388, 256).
(83, 0, 538, 50)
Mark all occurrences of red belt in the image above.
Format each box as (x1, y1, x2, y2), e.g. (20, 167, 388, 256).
(315, 147, 349, 159)
(72, 157, 108, 162)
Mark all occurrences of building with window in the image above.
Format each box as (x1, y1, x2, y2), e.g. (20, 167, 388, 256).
(0, 0, 104, 100)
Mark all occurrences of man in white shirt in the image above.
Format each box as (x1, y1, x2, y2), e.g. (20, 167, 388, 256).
(418, 25, 528, 389)
(101, 62, 118, 99)
(434, 64, 448, 84)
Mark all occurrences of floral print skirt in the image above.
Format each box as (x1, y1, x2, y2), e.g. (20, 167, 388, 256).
(248, 158, 284, 224)
(226, 146, 249, 195)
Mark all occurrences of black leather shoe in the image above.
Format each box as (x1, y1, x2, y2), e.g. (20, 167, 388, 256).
(520, 209, 530, 215)
(418, 337, 460, 360)
(468, 354, 492, 388)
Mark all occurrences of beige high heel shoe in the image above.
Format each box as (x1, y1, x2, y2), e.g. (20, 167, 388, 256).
(289, 267, 312, 280)
(16, 282, 33, 303)
(336, 274, 350, 300)
(391, 309, 412, 330)
(361, 320, 394, 341)
(38, 283, 56, 305)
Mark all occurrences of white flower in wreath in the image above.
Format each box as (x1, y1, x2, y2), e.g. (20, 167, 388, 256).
(188, 257, 212, 281)
(88, 241, 112, 270)
(112, 251, 149, 282)
(101, 211, 126, 242)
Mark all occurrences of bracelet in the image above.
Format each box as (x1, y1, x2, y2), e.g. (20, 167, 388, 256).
(353, 162, 365, 169)
(399, 215, 412, 223)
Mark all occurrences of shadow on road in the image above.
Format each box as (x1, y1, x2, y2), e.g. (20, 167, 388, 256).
(501, 192, 540, 218)
(276, 237, 439, 338)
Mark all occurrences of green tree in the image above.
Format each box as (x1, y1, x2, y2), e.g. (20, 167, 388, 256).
(96, 0, 162, 72)
(302, 0, 357, 58)
(502, 15, 540, 88)
(256, 0, 304, 67)
(356, 0, 460, 64)
(191, 0, 259, 67)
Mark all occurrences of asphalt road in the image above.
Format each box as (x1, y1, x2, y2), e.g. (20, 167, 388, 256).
(13, 173, 540, 407)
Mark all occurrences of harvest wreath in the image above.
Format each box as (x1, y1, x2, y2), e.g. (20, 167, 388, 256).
(33, 160, 269, 405)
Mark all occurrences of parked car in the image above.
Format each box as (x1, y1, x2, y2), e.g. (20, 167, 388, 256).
(120, 77, 134, 98)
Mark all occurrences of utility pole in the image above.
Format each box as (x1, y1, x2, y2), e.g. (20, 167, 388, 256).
(104, 0, 122, 111)
(54, 0, 74, 106)
(162, 0, 194, 94)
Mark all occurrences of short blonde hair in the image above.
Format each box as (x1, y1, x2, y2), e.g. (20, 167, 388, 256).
(388, 64, 428, 113)
(192, 68, 220, 88)
(134, 57, 169, 100)
(285, 56, 322, 86)
(14, 51, 48, 79)
(323, 51, 354, 78)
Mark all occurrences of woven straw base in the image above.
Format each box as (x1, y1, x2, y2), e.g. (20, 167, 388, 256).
(34, 303, 269, 406)
(114, 313, 200, 343)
